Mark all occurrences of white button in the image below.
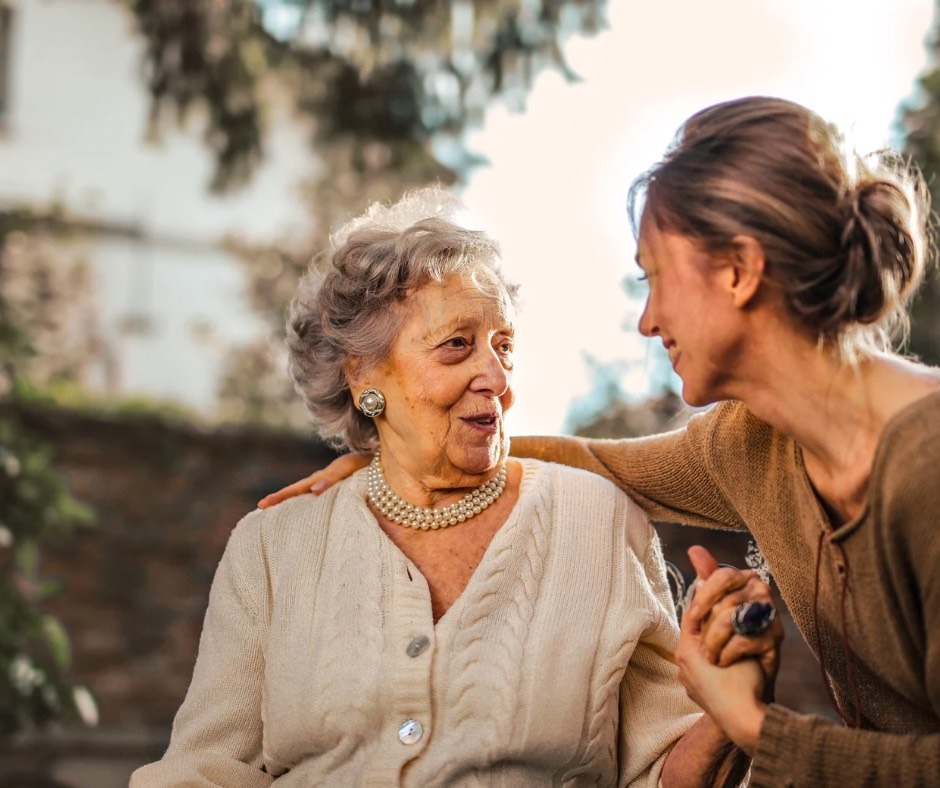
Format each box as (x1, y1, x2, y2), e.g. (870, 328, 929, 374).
(398, 719, 423, 744)
(406, 635, 430, 657)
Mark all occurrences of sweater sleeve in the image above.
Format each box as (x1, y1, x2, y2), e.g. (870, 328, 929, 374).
(130, 511, 273, 788)
(618, 514, 703, 787)
(751, 704, 940, 786)
(511, 403, 747, 532)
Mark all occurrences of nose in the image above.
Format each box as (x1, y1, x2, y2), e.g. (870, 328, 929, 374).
(470, 346, 511, 396)
(638, 296, 658, 338)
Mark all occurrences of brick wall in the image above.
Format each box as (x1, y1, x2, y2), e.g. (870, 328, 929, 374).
(2, 403, 337, 786)
(0, 403, 832, 786)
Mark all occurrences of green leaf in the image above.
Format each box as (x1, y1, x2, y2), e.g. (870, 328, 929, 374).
(41, 616, 71, 671)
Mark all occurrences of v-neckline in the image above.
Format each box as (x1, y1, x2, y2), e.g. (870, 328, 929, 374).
(792, 386, 940, 541)
(353, 461, 534, 627)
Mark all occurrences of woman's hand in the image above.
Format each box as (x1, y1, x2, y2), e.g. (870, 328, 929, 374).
(684, 545, 782, 683)
(257, 452, 372, 509)
(675, 545, 783, 756)
(676, 631, 767, 756)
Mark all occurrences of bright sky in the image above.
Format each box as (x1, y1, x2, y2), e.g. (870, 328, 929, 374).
(460, 0, 934, 436)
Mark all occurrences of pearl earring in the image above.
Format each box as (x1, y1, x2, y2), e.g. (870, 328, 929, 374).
(358, 388, 386, 418)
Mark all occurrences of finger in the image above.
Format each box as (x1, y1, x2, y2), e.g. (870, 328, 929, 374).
(258, 476, 320, 509)
(678, 586, 707, 642)
(699, 581, 775, 653)
(716, 627, 783, 701)
(688, 545, 721, 581)
(257, 452, 372, 508)
(696, 576, 773, 631)
(687, 567, 758, 624)
(716, 629, 780, 669)
(699, 589, 759, 660)
(675, 629, 709, 698)
(759, 631, 783, 687)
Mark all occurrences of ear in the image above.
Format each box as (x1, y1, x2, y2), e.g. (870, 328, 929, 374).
(343, 357, 364, 394)
(728, 235, 766, 309)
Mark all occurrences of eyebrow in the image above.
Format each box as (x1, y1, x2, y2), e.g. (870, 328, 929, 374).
(421, 316, 515, 343)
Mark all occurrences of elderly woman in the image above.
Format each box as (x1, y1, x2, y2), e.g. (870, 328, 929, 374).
(131, 190, 757, 787)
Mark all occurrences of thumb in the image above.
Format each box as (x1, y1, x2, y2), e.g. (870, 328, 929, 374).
(688, 545, 720, 581)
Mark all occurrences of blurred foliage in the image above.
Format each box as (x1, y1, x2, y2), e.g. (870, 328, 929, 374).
(571, 388, 692, 440)
(131, 0, 606, 190)
(17, 379, 202, 426)
(0, 212, 102, 393)
(563, 349, 688, 438)
(0, 210, 97, 739)
(129, 0, 608, 429)
(573, 391, 691, 440)
(901, 2, 940, 366)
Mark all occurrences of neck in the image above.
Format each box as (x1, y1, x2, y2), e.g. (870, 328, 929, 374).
(725, 339, 939, 517)
(368, 452, 508, 530)
(375, 449, 506, 509)
(740, 351, 874, 464)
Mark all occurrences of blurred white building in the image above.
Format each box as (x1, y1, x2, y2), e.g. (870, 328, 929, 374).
(0, 0, 315, 414)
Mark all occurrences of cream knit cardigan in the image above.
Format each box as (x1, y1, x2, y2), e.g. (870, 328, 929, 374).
(131, 459, 700, 787)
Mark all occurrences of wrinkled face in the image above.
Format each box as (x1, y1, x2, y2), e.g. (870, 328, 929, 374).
(359, 272, 515, 486)
(636, 218, 742, 406)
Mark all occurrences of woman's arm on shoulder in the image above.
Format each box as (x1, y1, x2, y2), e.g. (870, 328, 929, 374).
(514, 403, 747, 531)
(257, 403, 751, 532)
(258, 452, 370, 508)
(131, 512, 273, 788)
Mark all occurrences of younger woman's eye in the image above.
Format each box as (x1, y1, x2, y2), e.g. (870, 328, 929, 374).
(637, 274, 649, 282)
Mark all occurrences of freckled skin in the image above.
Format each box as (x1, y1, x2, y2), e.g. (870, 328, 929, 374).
(347, 273, 520, 622)
(379, 461, 523, 622)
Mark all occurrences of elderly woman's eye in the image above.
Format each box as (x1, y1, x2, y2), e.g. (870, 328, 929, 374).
(444, 337, 469, 349)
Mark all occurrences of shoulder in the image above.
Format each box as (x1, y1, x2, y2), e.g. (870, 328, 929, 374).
(695, 399, 787, 458)
(521, 457, 643, 512)
(874, 389, 940, 513)
(518, 458, 655, 553)
(867, 390, 940, 583)
(227, 473, 366, 569)
(879, 387, 940, 461)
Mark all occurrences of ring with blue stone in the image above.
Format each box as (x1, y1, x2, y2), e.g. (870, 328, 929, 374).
(731, 601, 776, 637)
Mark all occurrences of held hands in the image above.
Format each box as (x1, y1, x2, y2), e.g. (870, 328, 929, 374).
(257, 452, 372, 509)
(675, 546, 783, 756)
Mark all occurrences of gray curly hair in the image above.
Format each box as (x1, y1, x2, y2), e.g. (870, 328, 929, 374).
(287, 188, 518, 451)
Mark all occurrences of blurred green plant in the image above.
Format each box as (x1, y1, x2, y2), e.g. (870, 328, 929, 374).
(901, 2, 940, 365)
(0, 210, 97, 739)
(129, 0, 608, 429)
(131, 0, 606, 191)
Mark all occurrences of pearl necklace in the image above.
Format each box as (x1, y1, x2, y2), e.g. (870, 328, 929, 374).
(366, 453, 507, 530)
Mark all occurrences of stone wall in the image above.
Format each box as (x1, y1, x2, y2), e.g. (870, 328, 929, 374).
(0, 403, 832, 787)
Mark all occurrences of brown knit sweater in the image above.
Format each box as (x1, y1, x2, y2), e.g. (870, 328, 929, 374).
(513, 389, 940, 787)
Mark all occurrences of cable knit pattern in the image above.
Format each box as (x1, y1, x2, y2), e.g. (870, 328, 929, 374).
(447, 467, 551, 750)
(514, 389, 940, 787)
(131, 459, 700, 787)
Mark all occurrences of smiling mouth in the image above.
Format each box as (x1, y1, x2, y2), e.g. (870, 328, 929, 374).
(664, 342, 679, 366)
(462, 414, 499, 429)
